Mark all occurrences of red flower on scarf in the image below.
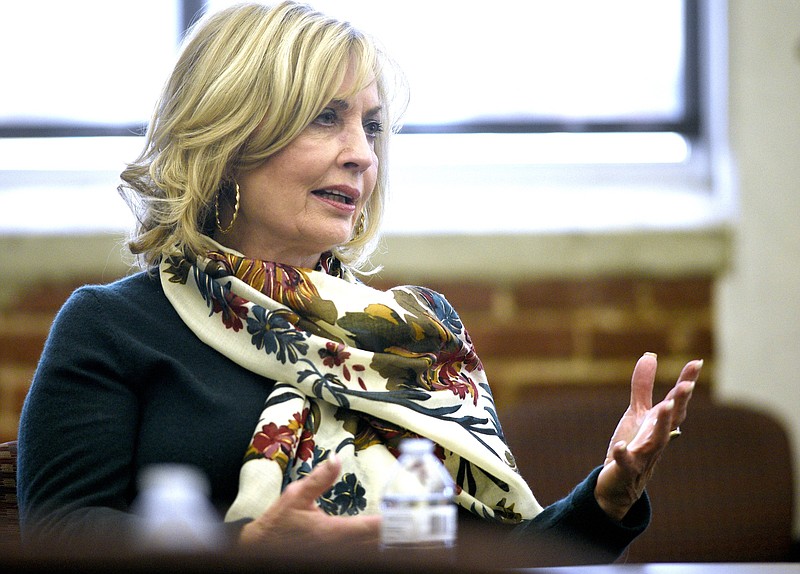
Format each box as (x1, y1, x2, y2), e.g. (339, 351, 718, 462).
(290, 408, 315, 461)
(206, 251, 324, 317)
(212, 292, 249, 332)
(319, 342, 368, 389)
(252, 422, 296, 460)
(292, 409, 308, 426)
(429, 344, 482, 406)
(320, 342, 350, 367)
(297, 429, 315, 461)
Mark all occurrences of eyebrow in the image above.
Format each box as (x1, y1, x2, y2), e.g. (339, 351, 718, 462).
(330, 99, 383, 117)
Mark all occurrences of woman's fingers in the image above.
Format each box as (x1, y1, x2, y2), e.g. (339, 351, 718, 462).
(661, 359, 702, 428)
(630, 372, 696, 457)
(651, 398, 678, 448)
(631, 356, 702, 419)
(677, 359, 704, 385)
(597, 357, 703, 521)
(284, 455, 342, 508)
(319, 513, 382, 546)
(282, 456, 381, 546)
(629, 353, 658, 412)
(241, 455, 381, 547)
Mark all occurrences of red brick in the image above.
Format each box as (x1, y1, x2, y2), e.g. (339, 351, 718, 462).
(0, 332, 47, 363)
(515, 278, 637, 309)
(514, 383, 633, 407)
(13, 379, 31, 415)
(6, 277, 111, 314)
(687, 328, 715, 357)
(364, 277, 495, 313)
(650, 277, 713, 309)
(7, 284, 67, 314)
(467, 325, 573, 358)
(511, 380, 712, 408)
(416, 281, 495, 313)
(591, 329, 669, 359)
(0, 430, 17, 443)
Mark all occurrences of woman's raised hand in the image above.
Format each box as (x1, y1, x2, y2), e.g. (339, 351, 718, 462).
(594, 353, 702, 521)
(238, 455, 381, 547)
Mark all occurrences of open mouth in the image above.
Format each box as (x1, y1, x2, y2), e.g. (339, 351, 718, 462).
(312, 189, 355, 205)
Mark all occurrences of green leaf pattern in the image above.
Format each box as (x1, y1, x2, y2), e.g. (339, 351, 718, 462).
(161, 248, 542, 526)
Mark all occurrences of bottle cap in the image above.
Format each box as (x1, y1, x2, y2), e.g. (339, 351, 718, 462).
(398, 437, 435, 454)
(137, 463, 210, 496)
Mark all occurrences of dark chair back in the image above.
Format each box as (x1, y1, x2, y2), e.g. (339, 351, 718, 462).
(500, 394, 794, 562)
(0, 440, 19, 548)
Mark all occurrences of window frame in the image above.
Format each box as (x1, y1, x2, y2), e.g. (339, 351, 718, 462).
(0, 0, 203, 139)
(0, 1, 732, 241)
(0, 0, 700, 140)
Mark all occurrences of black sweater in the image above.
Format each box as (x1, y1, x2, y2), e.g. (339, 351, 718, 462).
(17, 272, 649, 563)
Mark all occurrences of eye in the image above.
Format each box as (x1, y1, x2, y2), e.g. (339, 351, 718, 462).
(314, 108, 338, 126)
(364, 120, 384, 138)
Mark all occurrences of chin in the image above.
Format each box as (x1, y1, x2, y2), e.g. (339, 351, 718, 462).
(316, 227, 354, 249)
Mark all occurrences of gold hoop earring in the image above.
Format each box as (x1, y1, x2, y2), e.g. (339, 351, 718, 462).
(353, 212, 366, 239)
(215, 183, 240, 234)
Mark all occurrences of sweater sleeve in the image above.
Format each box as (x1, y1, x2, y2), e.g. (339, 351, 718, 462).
(513, 465, 651, 564)
(17, 286, 144, 547)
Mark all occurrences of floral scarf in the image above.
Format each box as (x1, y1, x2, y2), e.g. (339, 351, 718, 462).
(160, 244, 542, 525)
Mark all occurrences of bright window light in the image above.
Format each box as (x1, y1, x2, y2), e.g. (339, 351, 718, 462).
(0, 1, 723, 236)
(0, 1, 179, 131)
(207, 0, 691, 133)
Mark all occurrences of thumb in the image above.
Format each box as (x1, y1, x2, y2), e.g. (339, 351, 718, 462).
(630, 352, 657, 411)
(291, 455, 341, 506)
(609, 440, 632, 467)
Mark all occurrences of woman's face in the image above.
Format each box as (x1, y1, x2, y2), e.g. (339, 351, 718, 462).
(220, 64, 381, 268)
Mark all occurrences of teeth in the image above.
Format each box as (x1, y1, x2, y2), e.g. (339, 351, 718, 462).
(316, 190, 352, 204)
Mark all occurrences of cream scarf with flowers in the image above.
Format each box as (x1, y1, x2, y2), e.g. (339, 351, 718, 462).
(161, 244, 542, 524)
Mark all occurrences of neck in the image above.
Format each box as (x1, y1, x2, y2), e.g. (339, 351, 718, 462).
(211, 233, 322, 269)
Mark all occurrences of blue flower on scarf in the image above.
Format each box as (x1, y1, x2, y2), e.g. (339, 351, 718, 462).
(289, 445, 332, 490)
(246, 305, 309, 363)
(318, 472, 367, 516)
(193, 267, 226, 311)
(415, 287, 463, 335)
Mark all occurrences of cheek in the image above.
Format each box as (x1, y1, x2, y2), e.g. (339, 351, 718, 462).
(366, 153, 379, 191)
(363, 168, 379, 205)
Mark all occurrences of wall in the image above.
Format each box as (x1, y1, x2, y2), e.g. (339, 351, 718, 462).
(1, 0, 798, 538)
(716, 0, 800, 533)
(0, 268, 715, 442)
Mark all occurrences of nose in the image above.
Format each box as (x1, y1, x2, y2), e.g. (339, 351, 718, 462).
(338, 124, 375, 173)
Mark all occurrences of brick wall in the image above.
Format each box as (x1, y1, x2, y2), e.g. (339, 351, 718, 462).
(366, 274, 714, 407)
(0, 277, 113, 443)
(0, 273, 714, 442)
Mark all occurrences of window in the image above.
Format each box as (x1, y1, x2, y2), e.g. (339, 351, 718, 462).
(207, 1, 698, 138)
(0, 1, 189, 137)
(3, 1, 696, 139)
(0, 0, 728, 235)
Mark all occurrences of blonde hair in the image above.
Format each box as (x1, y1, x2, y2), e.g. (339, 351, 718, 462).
(119, 1, 406, 270)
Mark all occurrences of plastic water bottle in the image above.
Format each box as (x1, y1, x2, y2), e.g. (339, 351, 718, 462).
(380, 438, 457, 549)
(132, 464, 223, 552)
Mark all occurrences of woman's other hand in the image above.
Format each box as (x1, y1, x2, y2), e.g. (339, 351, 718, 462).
(238, 455, 381, 547)
(594, 353, 702, 521)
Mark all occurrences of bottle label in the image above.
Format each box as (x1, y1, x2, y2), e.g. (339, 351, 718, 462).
(381, 504, 457, 547)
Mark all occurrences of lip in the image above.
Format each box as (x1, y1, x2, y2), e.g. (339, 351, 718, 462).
(311, 185, 361, 211)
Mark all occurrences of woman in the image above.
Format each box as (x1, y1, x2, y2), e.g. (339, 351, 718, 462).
(17, 1, 700, 563)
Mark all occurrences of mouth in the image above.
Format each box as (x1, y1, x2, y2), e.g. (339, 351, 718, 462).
(311, 187, 359, 206)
